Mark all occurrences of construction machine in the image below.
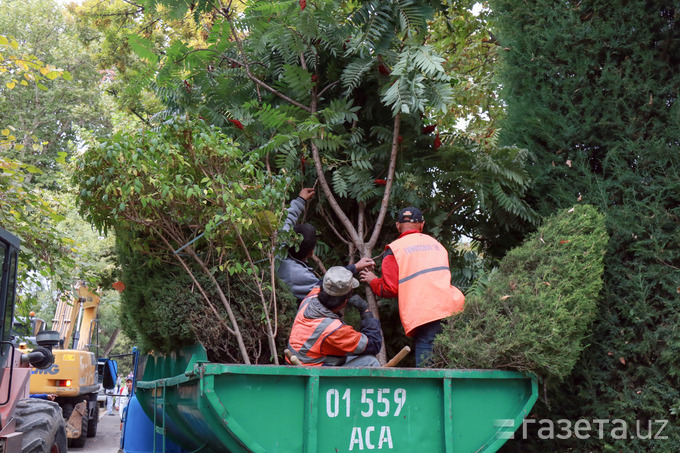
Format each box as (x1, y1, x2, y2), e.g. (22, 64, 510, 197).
(29, 283, 101, 448)
(1, 227, 67, 452)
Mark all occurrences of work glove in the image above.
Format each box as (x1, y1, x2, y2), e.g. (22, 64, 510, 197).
(348, 295, 373, 320)
(347, 294, 368, 312)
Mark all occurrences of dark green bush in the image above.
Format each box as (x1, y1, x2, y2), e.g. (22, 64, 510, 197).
(116, 230, 298, 363)
(491, 1, 680, 450)
(434, 204, 608, 382)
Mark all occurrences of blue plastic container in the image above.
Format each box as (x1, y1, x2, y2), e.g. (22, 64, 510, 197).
(122, 395, 187, 453)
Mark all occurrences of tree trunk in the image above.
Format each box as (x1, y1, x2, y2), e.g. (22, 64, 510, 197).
(102, 328, 120, 357)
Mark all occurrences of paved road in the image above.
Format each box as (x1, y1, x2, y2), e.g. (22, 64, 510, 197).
(69, 407, 122, 453)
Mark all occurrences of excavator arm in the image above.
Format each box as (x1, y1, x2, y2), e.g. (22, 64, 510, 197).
(51, 284, 100, 351)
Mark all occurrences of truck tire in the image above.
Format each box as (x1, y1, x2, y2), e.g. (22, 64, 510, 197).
(60, 402, 72, 421)
(62, 402, 89, 448)
(87, 396, 99, 437)
(14, 398, 68, 453)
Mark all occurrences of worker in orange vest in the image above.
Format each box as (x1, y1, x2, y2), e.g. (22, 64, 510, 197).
(287, 266, 382, 367)
(360, 207, 465, 367)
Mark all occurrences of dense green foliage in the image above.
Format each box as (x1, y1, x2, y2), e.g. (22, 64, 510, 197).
(1, 0, 108, 189)
(1, 0, 117, 314)
(492, 0, 680, 451)
(75, 117, 296, 363)
(72, 0, 541, 363)
(116, 228, 298, 362)
(69, 0, 203, 123)
(434, 204, 608, 381)
(114, 0, 537, 282)
(430, 1, 503, 142)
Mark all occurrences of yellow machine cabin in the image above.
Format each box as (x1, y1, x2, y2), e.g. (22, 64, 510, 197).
(30, 283, 101, 448)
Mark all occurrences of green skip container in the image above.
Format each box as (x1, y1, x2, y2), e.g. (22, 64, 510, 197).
(135, 345, 537, 453)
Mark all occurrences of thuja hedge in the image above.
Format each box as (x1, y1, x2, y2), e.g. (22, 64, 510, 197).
(490, 1, 680, 450)
(116, 230, 298, 363)
(434, 204, 608, 382)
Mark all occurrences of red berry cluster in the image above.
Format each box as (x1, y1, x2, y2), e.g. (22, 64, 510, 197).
(433, 133, 442, 149)
(228, 119, 244, 130)
(422, 125, 436, 134)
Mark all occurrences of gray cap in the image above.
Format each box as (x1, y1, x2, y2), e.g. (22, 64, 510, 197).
(322, 266, 359, 297)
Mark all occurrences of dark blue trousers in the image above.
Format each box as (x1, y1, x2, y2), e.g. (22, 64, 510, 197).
(412, 319, 443, 367)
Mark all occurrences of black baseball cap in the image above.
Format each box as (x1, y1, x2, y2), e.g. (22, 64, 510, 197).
(397, 207, 424, 223)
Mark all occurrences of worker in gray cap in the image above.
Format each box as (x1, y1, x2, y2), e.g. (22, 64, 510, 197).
(360, 207, 465, 367)
(286, 266, 381, 367)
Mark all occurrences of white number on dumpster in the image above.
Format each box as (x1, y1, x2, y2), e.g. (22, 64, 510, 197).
(394, 388, 406, 417)
(377, 389, 390, 417)
(361, 389, 374, 416)
(326, 388, 352, 418)
(327, 389, 339, 417)
(325, 387, 407, 418)
(342, 388, 351, 417)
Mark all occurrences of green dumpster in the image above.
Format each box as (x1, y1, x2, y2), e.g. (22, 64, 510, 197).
(135, 345, 537, 453)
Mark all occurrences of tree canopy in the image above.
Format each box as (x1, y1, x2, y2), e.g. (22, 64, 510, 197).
(73, 0, 541, 363)
(1, 0, 121, 348)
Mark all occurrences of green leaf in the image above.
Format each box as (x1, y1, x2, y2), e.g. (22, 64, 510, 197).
(127, 34, 159, 64)
(45, 70, 61, 80)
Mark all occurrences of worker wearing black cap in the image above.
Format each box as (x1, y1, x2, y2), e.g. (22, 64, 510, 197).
(360, 207, 465, 367)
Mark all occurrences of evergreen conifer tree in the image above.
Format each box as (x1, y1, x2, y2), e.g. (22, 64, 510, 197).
(492, 1, 680, 451)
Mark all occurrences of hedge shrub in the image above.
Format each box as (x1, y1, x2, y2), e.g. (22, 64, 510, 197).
(434, 204, 608, 382)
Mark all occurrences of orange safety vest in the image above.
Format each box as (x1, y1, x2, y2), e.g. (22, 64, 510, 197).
(389, 233, 465, 336)
(287, 289, 367, 366)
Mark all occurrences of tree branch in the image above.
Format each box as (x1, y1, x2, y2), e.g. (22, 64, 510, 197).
(226, 23, 312, 113)
(232, 221, 279, 364)
(318, 81, 338, 98)
(318, 204, 351, 246)
(367, 114, 400, 251)
(129, 108, 152, 127)
(310, 254, 327, 275)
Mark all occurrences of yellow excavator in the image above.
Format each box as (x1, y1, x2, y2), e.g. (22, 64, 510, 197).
(28, 283, 101, 448)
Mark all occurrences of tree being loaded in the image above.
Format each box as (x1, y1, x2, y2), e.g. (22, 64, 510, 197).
(115, 227, 297, 363)
(434, 204, 609, 385)
(75, 0, 539, 364)
(75, 0, 538, 280)
(75, 118, 296, 364)
(89, 0, 460, 363)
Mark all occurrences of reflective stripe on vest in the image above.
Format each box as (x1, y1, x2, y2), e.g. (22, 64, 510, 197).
(389, 233, 465, 336)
